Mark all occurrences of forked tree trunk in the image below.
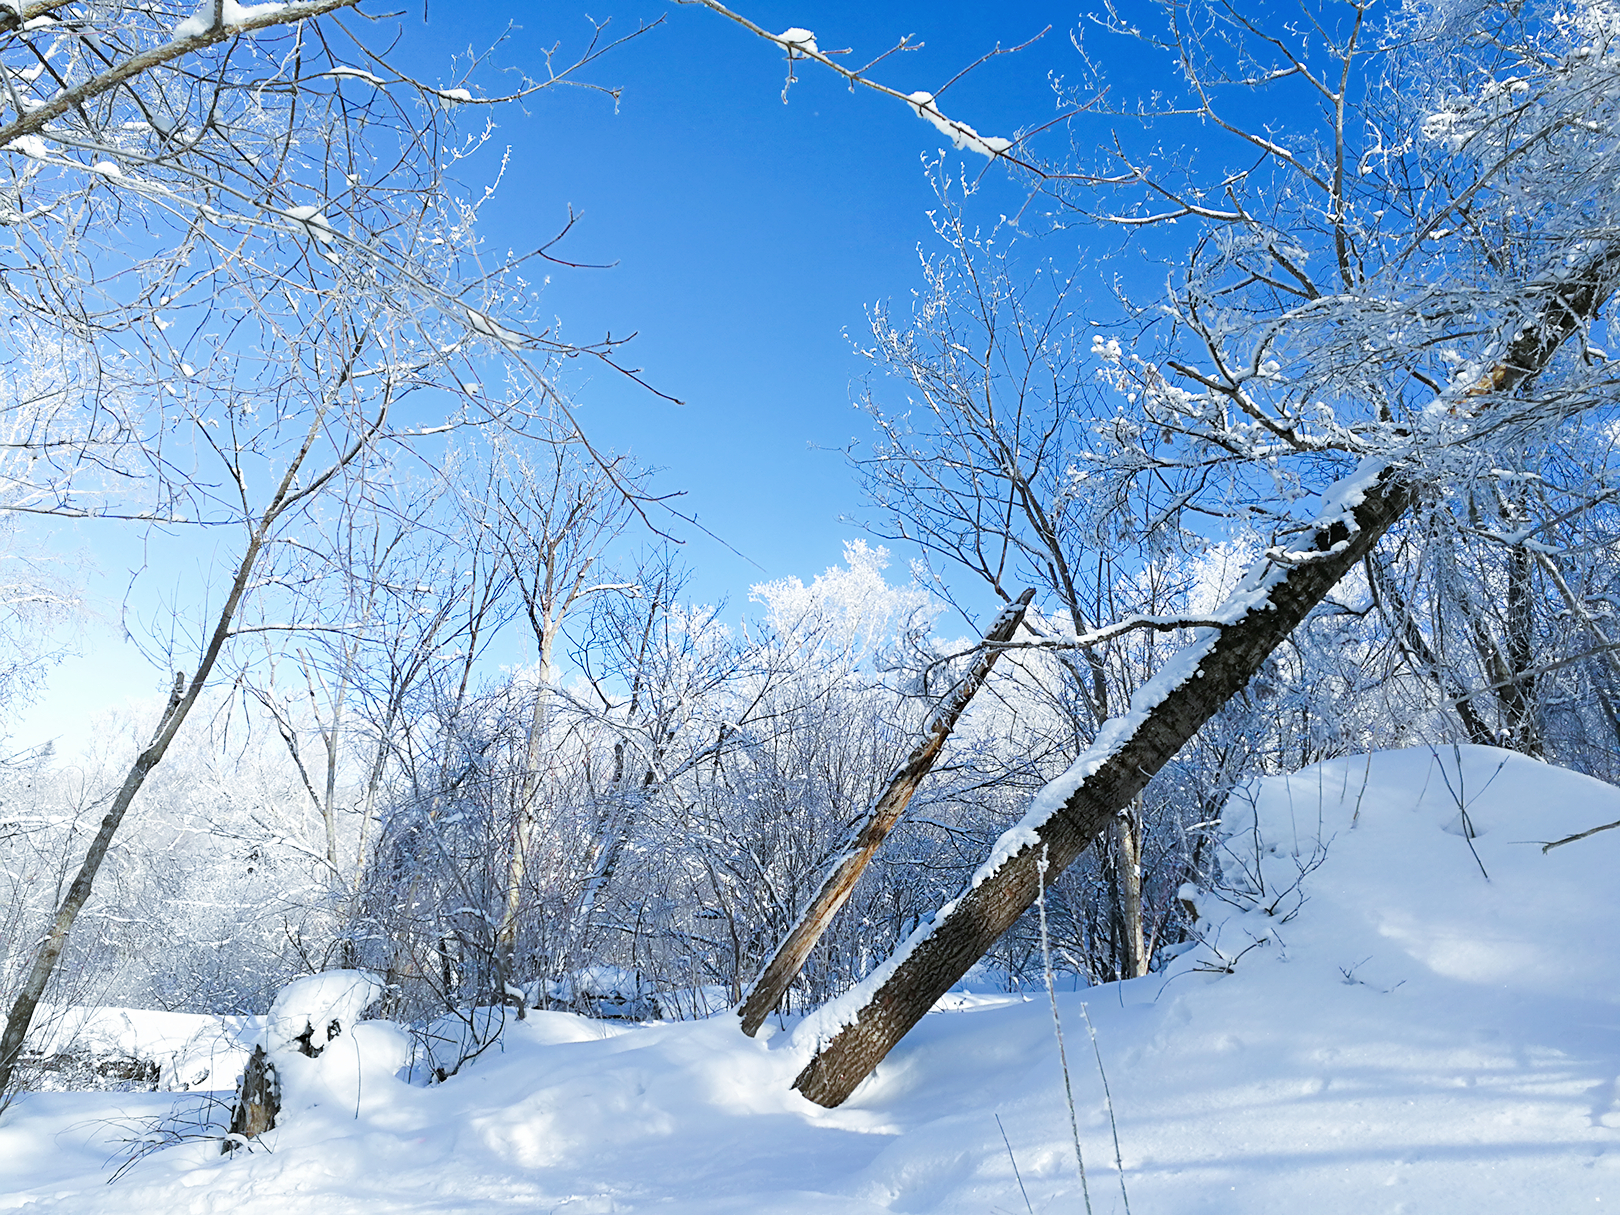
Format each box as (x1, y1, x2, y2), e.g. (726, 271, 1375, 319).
(737, 588, 1036, 1036)
(790, 236, 1620, 1108)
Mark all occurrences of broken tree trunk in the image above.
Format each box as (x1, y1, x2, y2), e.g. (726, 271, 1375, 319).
(737, 587, 1037, 1037)
(790, 240, 1620, 1108)
(223, 1045, 280, 1151)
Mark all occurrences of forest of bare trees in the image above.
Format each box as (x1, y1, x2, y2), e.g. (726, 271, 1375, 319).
(3, 0, 1620, 1123)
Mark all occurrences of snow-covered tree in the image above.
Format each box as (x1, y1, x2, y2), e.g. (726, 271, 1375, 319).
(0, 0, 653, 1100)
(695, 0, 1620, 1104)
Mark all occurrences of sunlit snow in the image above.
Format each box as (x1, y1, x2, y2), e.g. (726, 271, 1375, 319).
(4, 746, 1616, 1213)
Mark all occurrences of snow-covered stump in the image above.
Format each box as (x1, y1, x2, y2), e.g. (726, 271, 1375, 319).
(222, 971, 386, 1153)
(225, 1045, 279, 1146)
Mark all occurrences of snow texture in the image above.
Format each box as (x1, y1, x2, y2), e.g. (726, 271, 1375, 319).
(775, 27, 819, 55)
(4, 748, 1619, 1213)
(23, 1006, 259, 1093)
(325, 65, 386, 87)
(173, 1, 294, 40)
(3, 134, 45, 158)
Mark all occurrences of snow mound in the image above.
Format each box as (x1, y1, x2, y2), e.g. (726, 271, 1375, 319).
(1191, 744, 1620, 1005)
(22, 1006, 259, 1092)
(2, 747, 1617, 1213)
(264, 971, 383, 1055)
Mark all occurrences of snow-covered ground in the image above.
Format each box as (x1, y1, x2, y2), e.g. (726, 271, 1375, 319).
(3, 745, 1618, 1213)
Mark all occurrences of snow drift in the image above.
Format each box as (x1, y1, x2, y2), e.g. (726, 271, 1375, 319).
(1, 745, 1616, 1213)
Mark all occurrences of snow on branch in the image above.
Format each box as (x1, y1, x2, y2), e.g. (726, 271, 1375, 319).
(999, 611, 1233, 654)
(906, 91, 1013, 158)
(0, 0, 362, 154)
(682, 0, 1041, 167)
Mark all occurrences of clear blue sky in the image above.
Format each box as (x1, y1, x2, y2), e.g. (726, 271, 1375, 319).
(20, 1, 1160, 751)
(442, 0, 1095, 598)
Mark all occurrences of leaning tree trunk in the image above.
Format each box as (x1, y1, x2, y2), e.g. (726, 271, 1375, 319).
(790, 238, 1620, 1108)
(738, 588, 1036, 1036)
(0, 528, 274, 1100)
(793, 466, 1414, 1105)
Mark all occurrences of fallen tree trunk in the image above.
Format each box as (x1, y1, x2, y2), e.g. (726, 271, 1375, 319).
(791, 239, 1620, 1108)
(739, 587, 1036, 1036)
(793, 467, 1413, 1104)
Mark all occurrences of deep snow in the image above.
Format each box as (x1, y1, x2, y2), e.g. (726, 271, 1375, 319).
(3, 745, 1617, 1213)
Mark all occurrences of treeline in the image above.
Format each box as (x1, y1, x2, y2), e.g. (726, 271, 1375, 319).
(9, 501, 1619, 1039)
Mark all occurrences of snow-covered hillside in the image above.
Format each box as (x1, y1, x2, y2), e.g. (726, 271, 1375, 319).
(3, 746, 1617, 1214)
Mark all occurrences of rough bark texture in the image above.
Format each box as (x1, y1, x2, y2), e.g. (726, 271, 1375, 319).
(793, 472, 1416, 1106)
(738, 588, 1036, 1037)
(223, 1045, 280, 1152)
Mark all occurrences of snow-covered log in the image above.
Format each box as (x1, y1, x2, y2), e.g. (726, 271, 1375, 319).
(791, 238, 1620, 1107)
(792, 462, 1414, 1105)
(738, 587, 1035, 1036)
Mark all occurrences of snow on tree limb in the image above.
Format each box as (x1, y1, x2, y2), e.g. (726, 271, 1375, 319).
(681, 0, 1041, 167)
(789, 229, 1620, 1106)
(0, 0, 361, 154)
(790, 457, 1417, 1106)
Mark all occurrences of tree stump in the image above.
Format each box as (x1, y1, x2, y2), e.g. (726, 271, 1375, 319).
(222, 1045, 279, 1152)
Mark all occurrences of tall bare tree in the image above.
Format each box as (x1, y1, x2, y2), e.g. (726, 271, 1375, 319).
(0, 0, 653, 1100)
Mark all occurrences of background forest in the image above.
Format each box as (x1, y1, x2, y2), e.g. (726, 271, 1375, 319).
(3, 0, 1620, 1109)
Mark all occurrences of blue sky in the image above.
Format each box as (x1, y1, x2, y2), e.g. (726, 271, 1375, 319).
(20, 1, 1158, 751)
(445, 0, 1093, 596)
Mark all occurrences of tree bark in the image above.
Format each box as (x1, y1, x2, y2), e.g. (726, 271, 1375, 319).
(1114, 795, 1146, 980)
(792, 471, 1414, 1105)
(1502, 537, 1540, 753)
(222, 1045, 280, 1152)
(789, 237, 1620, 1108)
(737, 588, 1036, 1036)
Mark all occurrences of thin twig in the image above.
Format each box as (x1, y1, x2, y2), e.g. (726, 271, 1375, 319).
(1037, 843, 1092, 1215)
(1080, 1003, 1132, 1215)
(995, 1113, 1035, 1215)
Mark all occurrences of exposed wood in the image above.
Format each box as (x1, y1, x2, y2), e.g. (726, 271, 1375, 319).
(222, 1045, 280, 1153)
(737, 587, 1037, 1037)
(790, 240, 1620, 1107)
